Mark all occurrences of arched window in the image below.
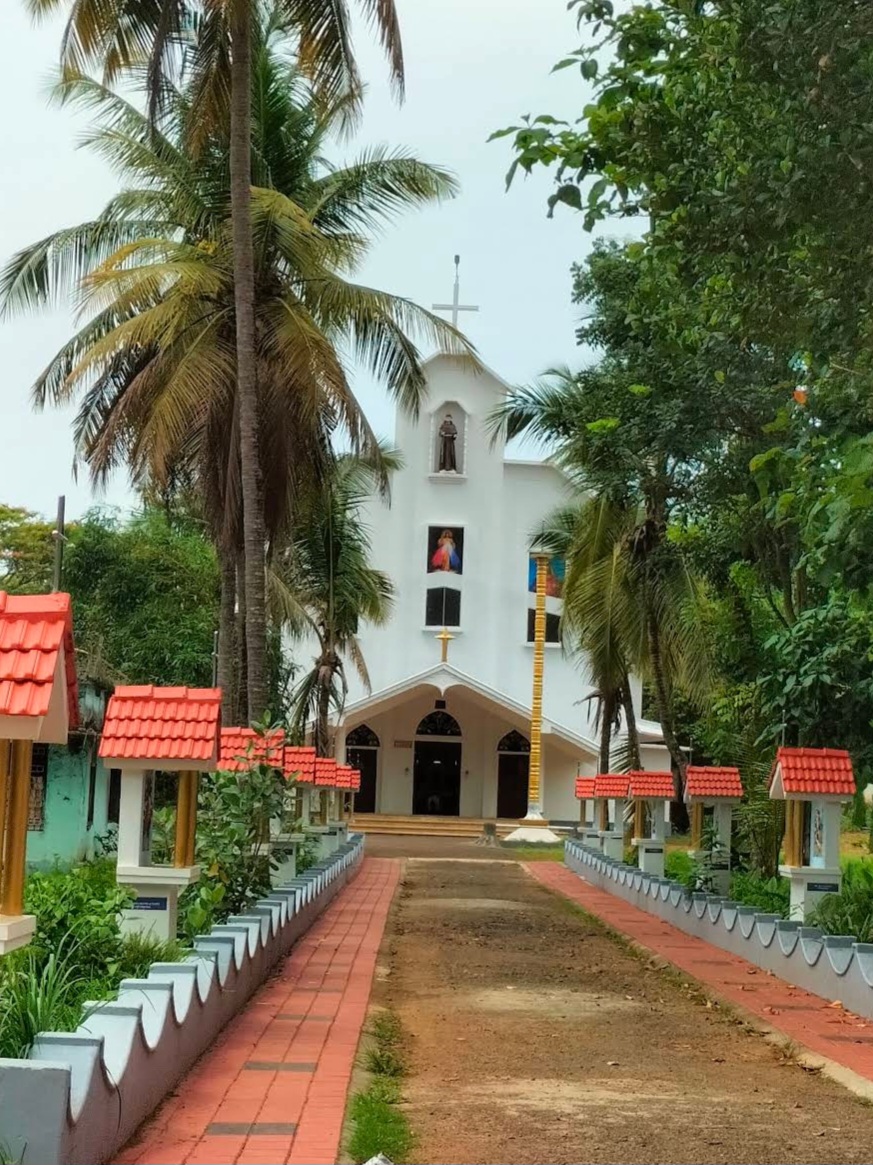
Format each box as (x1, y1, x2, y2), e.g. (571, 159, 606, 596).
(347, 724, 380, 748)
(416, 711, 462, 737)
(497, 730, 530, 753)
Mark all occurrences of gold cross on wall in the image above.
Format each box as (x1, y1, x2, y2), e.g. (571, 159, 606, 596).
(436, 627, 455, 663)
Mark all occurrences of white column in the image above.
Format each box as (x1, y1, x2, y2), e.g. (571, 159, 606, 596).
(117, 770, 148, 869)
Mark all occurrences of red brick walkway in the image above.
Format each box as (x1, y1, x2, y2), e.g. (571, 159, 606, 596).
(116, 857, 400, 1165)
(529, 861, 873, 1085)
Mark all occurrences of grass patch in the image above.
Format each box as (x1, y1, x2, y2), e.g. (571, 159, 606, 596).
(347, 1009, 414, 1164)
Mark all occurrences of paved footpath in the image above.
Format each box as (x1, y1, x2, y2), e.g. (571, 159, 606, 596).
(530, 861, 873, 1087)
(115, 858, 400, 1165)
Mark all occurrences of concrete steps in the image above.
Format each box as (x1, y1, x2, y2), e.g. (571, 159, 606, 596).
(350, 814, 518, 839)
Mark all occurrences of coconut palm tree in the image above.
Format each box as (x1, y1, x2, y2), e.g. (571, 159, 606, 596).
(26, 0, 406, 718)
(282, 454, 393, 756)
(535, 497, 643, 772)
(2, 23, 469, 716)
(493, 375, 711, 779)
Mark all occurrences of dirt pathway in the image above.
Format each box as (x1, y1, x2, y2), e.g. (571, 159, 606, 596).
(375, 859, 873, 1165)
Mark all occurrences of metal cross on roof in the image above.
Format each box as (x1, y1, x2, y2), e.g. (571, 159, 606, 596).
(432, 254, 479, 329)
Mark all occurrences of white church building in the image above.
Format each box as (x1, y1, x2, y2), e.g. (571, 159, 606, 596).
(335, 351, 666, 824)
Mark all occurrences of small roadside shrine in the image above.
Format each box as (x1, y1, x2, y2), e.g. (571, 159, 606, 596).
(0, 593, 77, 954)
(629, 771, 674, 877)
(99, 685, 221, 940)
(684, 765, 743, 894)
(769, 747, 855, 921)
(594, 773, 630, 862)
(574, 776, 598, 847)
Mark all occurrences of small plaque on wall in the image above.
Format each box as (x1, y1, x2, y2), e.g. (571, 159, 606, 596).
(393, 740, 413, 749)
(133, 896, 168, 911)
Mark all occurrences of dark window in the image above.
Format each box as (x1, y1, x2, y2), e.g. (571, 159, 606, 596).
(347, 723, 380, 748)
(426, 587, 461, 627)
(435, 699, 447, 710)
(498, 730, 531, 753)
(416, 711, 462, 737)
(526, 609, 561, 644)
(107, 769, 122, 824)
(27, 744, 49, 831)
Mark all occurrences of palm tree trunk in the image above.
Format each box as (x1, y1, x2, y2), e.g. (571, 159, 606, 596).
(218, 547, 237, 722)
(620, 678, 642, 770)
(315, 662, 332, 758)
(235, 552, 248, 726)
(646, 619, 686, 779)
(230, 0, 268, 720)
(598, 693, 614, 773)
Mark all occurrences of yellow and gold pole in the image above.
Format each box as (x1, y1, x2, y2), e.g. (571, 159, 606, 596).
(185, 772, 198, 867)
(633, 798, 645, 842)
(0, 742, 11, 904)
(1, 741, 32, 917)
(526, 553, 549, 819)
(174, 771, 192, 868)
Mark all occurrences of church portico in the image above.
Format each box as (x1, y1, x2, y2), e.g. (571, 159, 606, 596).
(339, 664, 596, 823)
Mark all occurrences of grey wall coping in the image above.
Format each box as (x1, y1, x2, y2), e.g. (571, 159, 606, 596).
(0, 835, 365, 1165)
(564, 839, 873, 1024)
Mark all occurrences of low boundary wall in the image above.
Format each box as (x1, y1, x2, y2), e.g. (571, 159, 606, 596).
(0, 836, 365, 1165)
(565, 839, 873, 1022)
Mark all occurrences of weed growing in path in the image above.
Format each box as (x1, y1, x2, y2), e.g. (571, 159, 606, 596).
(347, 1009, 414, 1163)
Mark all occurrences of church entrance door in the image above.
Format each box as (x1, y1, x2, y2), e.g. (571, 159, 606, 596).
(497, 752, 530, 819)
(413, 740, 461, 816)
(348, 747, 377, 814)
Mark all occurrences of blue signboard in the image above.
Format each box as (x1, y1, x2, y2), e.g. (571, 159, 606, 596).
(807, 883, 838, 894)
(133, 896, 168, 911)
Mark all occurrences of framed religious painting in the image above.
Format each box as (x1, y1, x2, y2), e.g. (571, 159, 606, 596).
(427, 526, 464, 575)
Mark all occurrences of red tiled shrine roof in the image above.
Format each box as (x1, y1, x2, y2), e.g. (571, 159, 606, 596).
(99, 685, 221, 765)
(336, 764, 355, 789)
(219, 727, 284, 772)
(685, 765, 743, 800)
(284, 746, 316, 783)
(351, 768, 361, 792)
(315, 757, 338, 787)
(628, 771, 675, 800)
(0, 591, 78, 727)
(770, 747, 856, 798)
(594, 773, 630, 799)
(575, 777, 596, 800)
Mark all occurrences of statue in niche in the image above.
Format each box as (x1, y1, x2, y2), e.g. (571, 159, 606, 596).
(437, 412, 459, 472)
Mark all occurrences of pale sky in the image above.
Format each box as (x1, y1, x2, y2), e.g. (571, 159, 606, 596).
(0, 0, 617, 519)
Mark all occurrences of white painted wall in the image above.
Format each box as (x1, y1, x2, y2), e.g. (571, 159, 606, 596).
(347, 354, 601, 744)
(347, 688, 593, 822)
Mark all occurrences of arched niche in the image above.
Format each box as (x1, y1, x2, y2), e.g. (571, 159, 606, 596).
(497, 730, 530, 753)
(431, 400, 466, 475)
(416, 710, 462, 737)
(347, 723, 380, 748)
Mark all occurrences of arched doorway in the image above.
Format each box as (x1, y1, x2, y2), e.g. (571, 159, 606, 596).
(347, 724, 379, 814)
(413, 711, 462, 816)
(497, 730, 530, 819)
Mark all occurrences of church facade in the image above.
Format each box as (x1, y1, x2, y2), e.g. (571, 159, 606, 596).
(336, 353, 665, 823)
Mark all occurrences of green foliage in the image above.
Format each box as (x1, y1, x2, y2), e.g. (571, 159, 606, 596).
(24, 860, 133, 982)
(63, 508, 219, 687)
(809, 860, 873, 942)
(347, 1010, 414, 1164)
(664, 848, 695, 889)
(0, 943, 88, 1059)
(729, 871, 790, 918)
(178, 731, 287, 940)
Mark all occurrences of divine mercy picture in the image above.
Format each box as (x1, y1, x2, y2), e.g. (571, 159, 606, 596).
(528, 555, 565, 597)
(428, 526, 463, 574)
